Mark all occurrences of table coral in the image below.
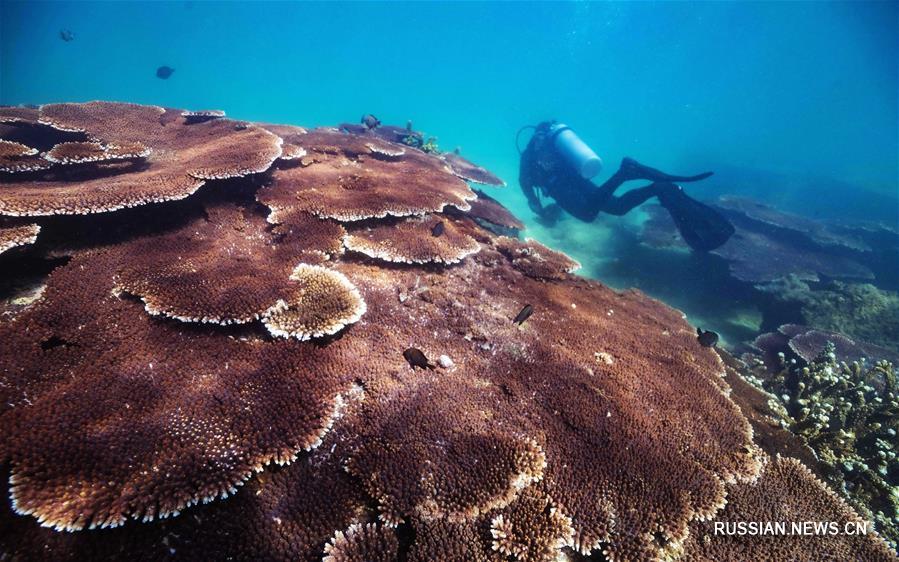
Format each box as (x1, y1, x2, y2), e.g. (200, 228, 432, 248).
(343, 215, 481, 265)
(0, 138, 50, 173)
(0, 102, 893, 561)
(0, 102, 282, 216)
(257, 128, 475, 223)
(682, 453, 896, 561)
(0, 222, 40, 255)
(112, 202, 348, 328)
(442, 152, 507, 187)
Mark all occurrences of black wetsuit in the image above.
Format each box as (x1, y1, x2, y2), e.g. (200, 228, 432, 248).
(519, 121, 734, 251)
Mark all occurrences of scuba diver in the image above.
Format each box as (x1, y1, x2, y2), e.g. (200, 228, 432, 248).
(518, 121, 735, 252)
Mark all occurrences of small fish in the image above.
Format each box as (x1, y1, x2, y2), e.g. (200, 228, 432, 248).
(431, 221, 445, 237)
(361, 114, 380, 130)
(156, 66, 175, 80)
(403, 347, 434, 370)
(696, 327, 719, 348)
(513, 304, 533, 326)
(59, 29, 75, 42)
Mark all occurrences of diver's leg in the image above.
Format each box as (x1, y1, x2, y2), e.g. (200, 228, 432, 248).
(589, 157, 713, 209)
(601, 183, 664, 216)
(618, 157, 713, 183)
(606, 182, 735, 251)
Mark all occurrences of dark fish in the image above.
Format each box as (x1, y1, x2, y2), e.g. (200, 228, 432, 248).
(156, 66, 175, 80)
(431, 221, 445, 237)
(59, 29, 75, 42)
(403, 347, 434, 370)
(696, 327, 719, 348)
(361, 114, 380, 130)
(513, 304, 533, 326)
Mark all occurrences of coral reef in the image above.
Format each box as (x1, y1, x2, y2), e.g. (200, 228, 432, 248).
(749, 323, 899, 368)
(442, 152, 507, 187)
(0, 102, 282, 216)
(111, 203, 348, 329)
(0, 102, 894, 561)
(343, 215, 481, 265)
(257, 128, 475, 223)
(0, 222, 40, 255)
(639, 197, 898, 286)
(0, 138, 48, 172)
(460, 188, 525, 234)
(683, 453, 895, 561)
(740, 341, 899, 551)
(761, 277, 899, 354)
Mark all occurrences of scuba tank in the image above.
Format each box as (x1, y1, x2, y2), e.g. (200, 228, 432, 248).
(548, 123, 603, 179)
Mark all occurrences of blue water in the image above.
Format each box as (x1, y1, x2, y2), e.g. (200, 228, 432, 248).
(3, 0, 897, 343)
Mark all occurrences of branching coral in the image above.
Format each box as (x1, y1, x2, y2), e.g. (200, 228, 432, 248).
(798, 281, 899, 354)
(490, 490, 574, 561)
(751, 343, 899, 550)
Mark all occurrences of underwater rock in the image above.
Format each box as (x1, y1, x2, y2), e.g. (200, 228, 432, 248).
(715, 196, 873, 253)
(0, 102, 893, 560)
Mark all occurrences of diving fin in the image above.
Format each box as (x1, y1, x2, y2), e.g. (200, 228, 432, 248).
(620, 157, 713, 183)
(658, 185, 735, 252)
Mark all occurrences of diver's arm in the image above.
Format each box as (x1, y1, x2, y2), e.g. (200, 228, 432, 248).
(519, 151, 546, 216)
(522, 181, 545, 216)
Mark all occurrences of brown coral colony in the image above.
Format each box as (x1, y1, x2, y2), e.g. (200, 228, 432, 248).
(0, 102, 893, 562)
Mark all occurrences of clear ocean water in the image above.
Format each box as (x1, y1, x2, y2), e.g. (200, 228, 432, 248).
(2, 0, 897, 343)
